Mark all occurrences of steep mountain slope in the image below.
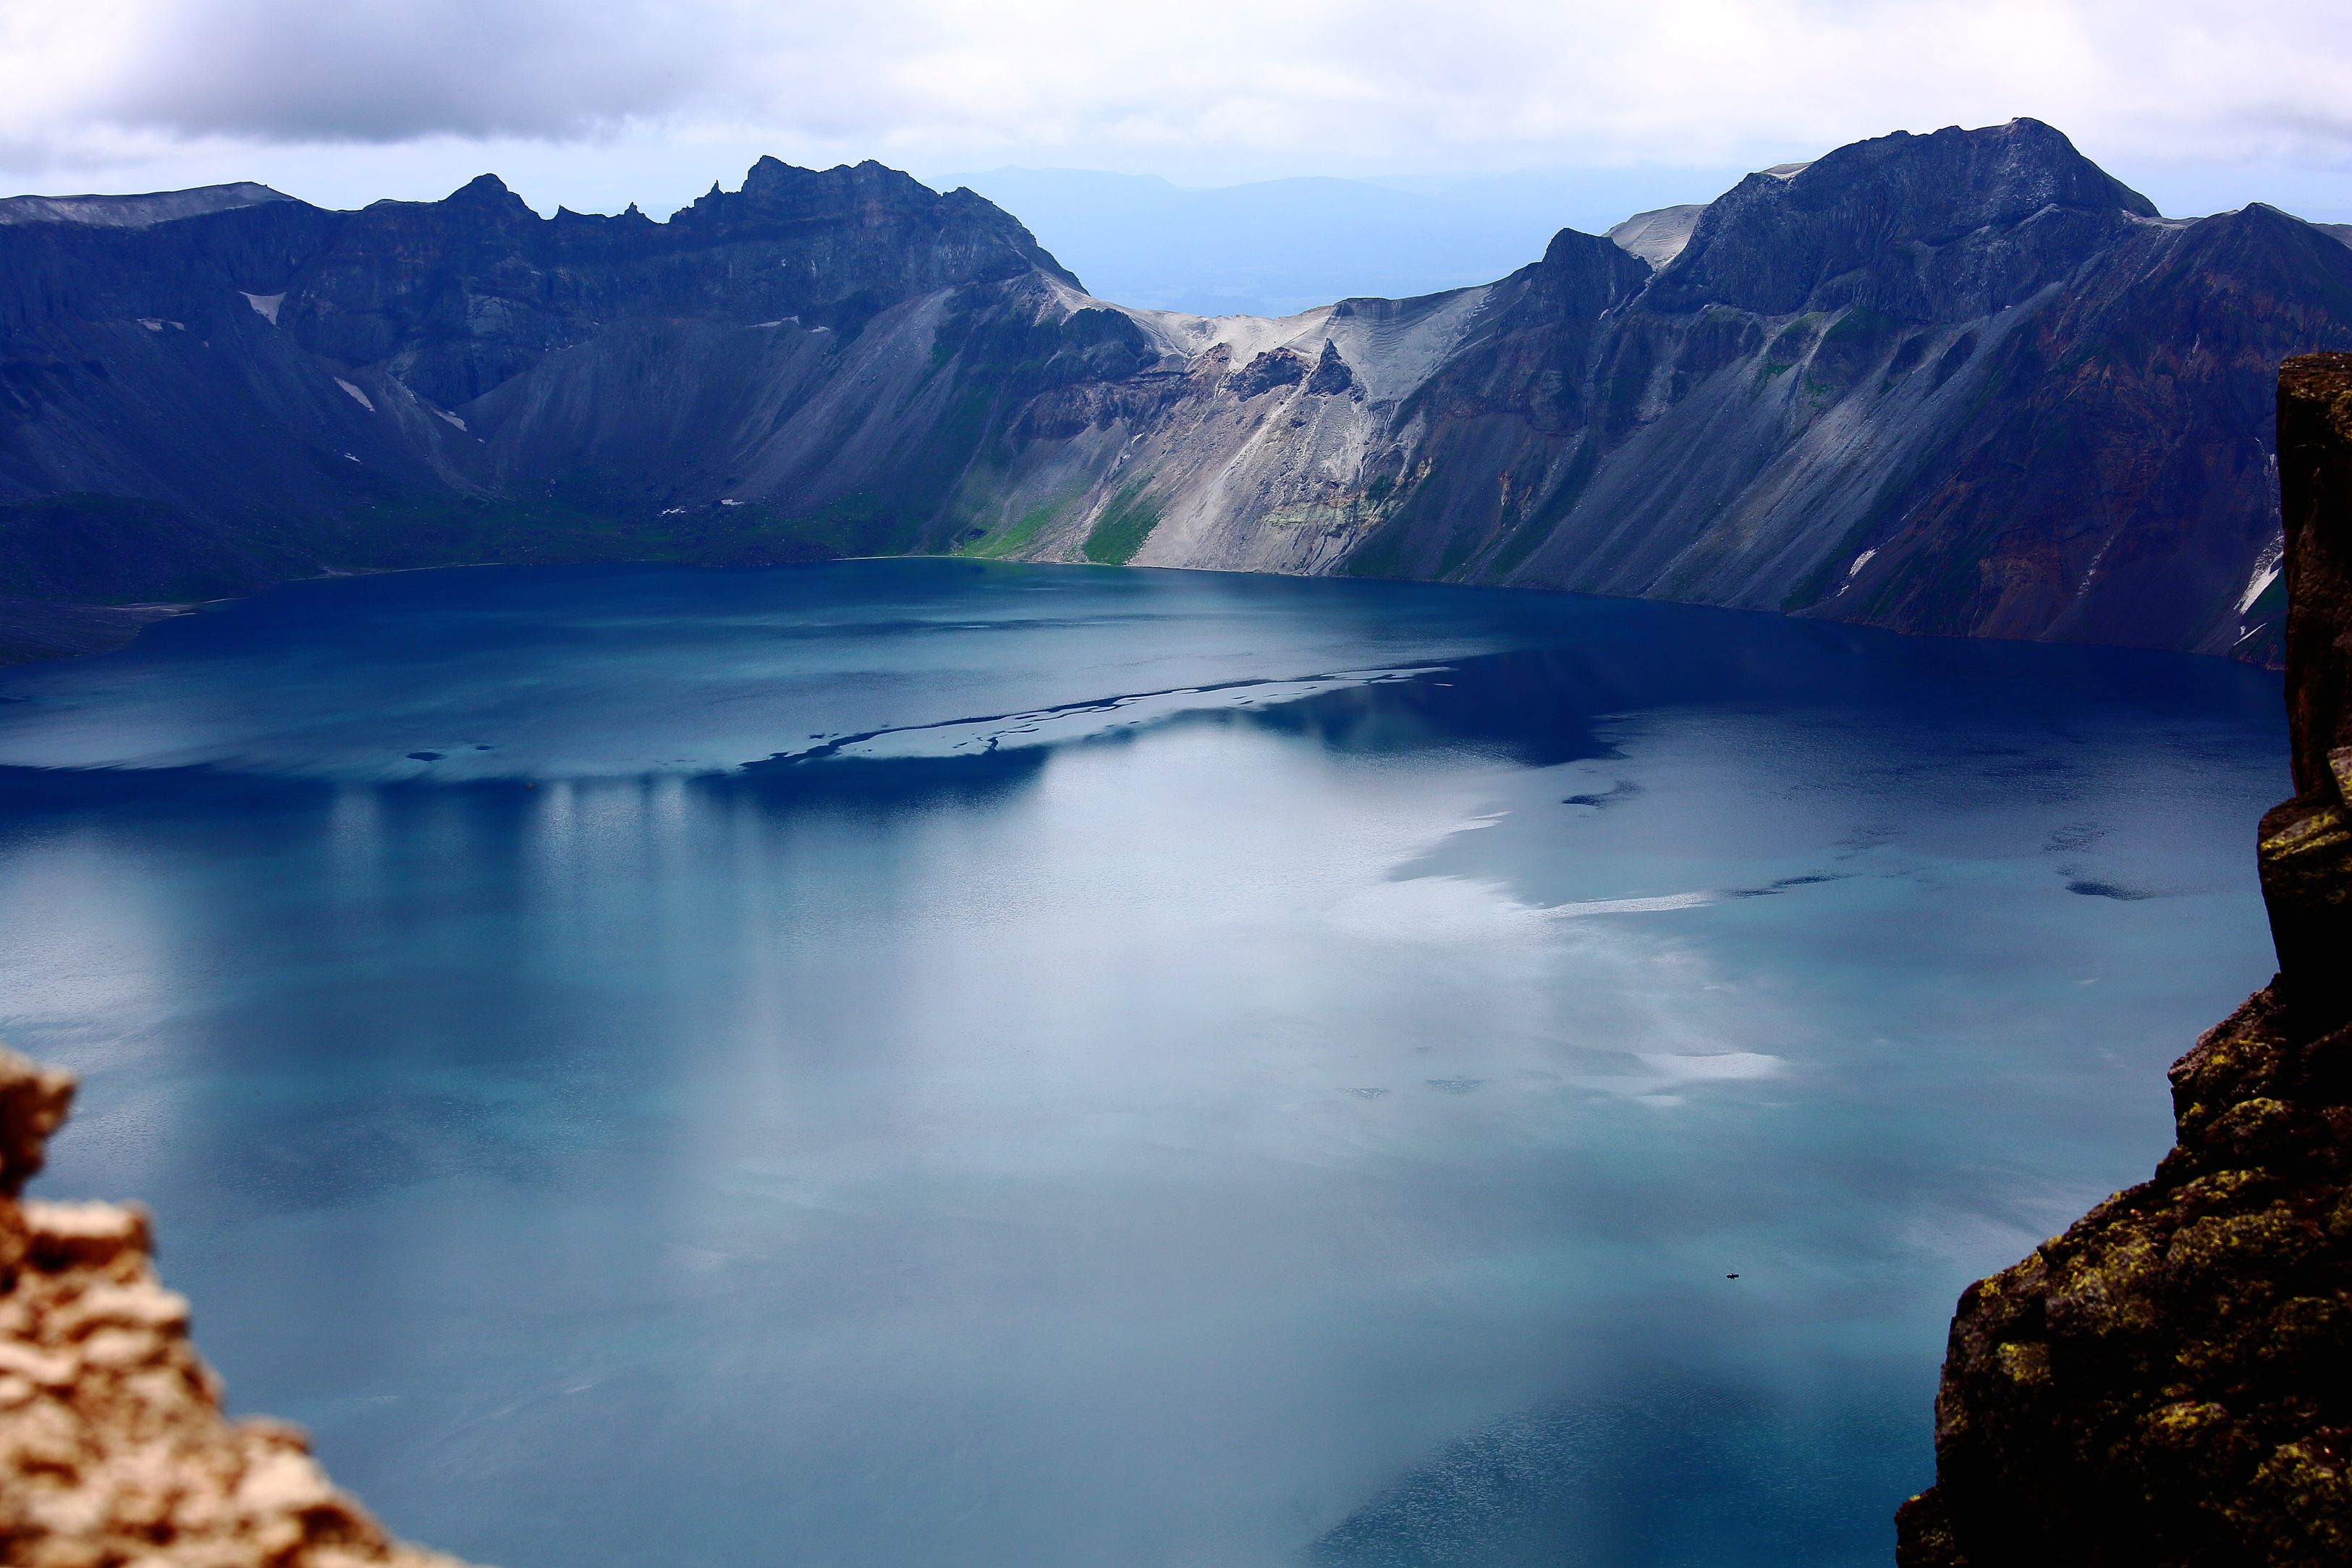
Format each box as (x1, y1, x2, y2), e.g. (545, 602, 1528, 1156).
(1038, 120, 2351, 661)
(0, 156, 1106, 640)
(2, 119, 2348, 665)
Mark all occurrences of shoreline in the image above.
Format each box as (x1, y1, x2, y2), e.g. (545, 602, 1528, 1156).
(0, 549, 2292, 674)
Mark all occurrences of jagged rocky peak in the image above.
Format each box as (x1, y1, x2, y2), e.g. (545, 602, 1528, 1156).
(0, 1046, 477, 1564)
(1500, 221, 1651, 321)
(1646, 117, 2160, 319)
(688, 153, 939, 221)
(1895, 352, 2352, 1566)
(732, 153, 943, 213)
(1305, 338, 1356, 395)
(263, 149, 1086, 409)
(440, 171, 534, 213)
(669, 155, 1078, 285)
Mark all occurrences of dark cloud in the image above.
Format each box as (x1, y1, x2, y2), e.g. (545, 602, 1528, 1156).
(99, 0, 723, 142)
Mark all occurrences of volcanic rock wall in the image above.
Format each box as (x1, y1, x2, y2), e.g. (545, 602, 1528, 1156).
(7, 122, 2351, 666)
(1894, 352, 2352, 1564)
(0, 1047, 475, 1567)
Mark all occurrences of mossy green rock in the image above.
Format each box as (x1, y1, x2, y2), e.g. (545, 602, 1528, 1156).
(1898, 989, 2352, 1564)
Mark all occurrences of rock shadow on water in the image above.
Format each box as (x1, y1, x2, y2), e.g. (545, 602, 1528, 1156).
(723, 647, 1630, 805)
(2062, 877, 2166, 901)
(0, 761, 337, 821)
(1561, 781, 1641, 809)
(2043, 821, 2109, 853)
(1303, 1379, 1919, 1568)
(724, 746, 1051, 813)
(1211, 650, 1620, 768)
(1725, 873, 1848, 899)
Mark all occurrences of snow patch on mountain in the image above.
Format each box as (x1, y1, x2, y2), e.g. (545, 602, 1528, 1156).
(2237, 533, 2285, 614)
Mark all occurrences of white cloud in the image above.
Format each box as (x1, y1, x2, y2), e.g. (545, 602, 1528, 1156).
(0, 0, 2345, 203)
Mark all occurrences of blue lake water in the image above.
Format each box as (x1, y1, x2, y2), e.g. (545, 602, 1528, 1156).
(0, 559, 2288, 1567)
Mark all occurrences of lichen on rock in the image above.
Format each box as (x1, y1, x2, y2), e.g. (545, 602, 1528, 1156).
(1896, 352, 2352, 1566)
(0, 1046, 477, 1568)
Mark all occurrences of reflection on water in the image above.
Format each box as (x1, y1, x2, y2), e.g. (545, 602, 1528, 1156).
(0, 561, 2290, 1567)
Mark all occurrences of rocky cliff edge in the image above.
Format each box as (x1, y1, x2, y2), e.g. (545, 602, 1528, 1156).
(0, 1048, 475, 1567)
(1894, 352, 2352, 1564)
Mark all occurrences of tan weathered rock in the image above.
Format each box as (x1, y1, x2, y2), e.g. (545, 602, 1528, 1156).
(0, 1046, 479, 1568)
(1895, 353, 2352, 1564)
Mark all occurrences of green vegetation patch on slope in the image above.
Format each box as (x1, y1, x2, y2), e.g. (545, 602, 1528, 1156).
(959, 501, 1064, 559)
(1340, 465, 1440, 580)
(1080, 481, 1163, 565)
(1810, 306, 1903, 396)
(305, 487, 910, 574)
(0, 493, 296, 603)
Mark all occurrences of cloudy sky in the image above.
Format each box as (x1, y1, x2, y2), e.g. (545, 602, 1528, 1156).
(1, 0, 2346, 221)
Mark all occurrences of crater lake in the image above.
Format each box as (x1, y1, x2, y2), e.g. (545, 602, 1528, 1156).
(0, 560, 2288, 1567)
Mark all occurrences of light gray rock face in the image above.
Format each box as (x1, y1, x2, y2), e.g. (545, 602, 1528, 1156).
(1606, 204, 1708, 267)
(3, 121, 2351, 665)
(0, 182, 289, 228)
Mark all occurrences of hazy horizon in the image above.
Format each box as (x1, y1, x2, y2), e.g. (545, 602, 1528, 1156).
(8, 138, 2345, 229)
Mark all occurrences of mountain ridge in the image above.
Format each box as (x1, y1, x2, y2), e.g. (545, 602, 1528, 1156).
(3, 117, 2348, 666)
(0, 181, 292, 229)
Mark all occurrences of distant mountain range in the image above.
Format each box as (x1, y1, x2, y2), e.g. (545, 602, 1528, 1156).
(4, 117, 2348, 664)
(939, 166, 1738, 316)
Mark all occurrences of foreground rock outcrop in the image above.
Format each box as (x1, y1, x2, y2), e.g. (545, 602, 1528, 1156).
(0, 1048, 474, 1567)
(1894, 352, 2352, 1564)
